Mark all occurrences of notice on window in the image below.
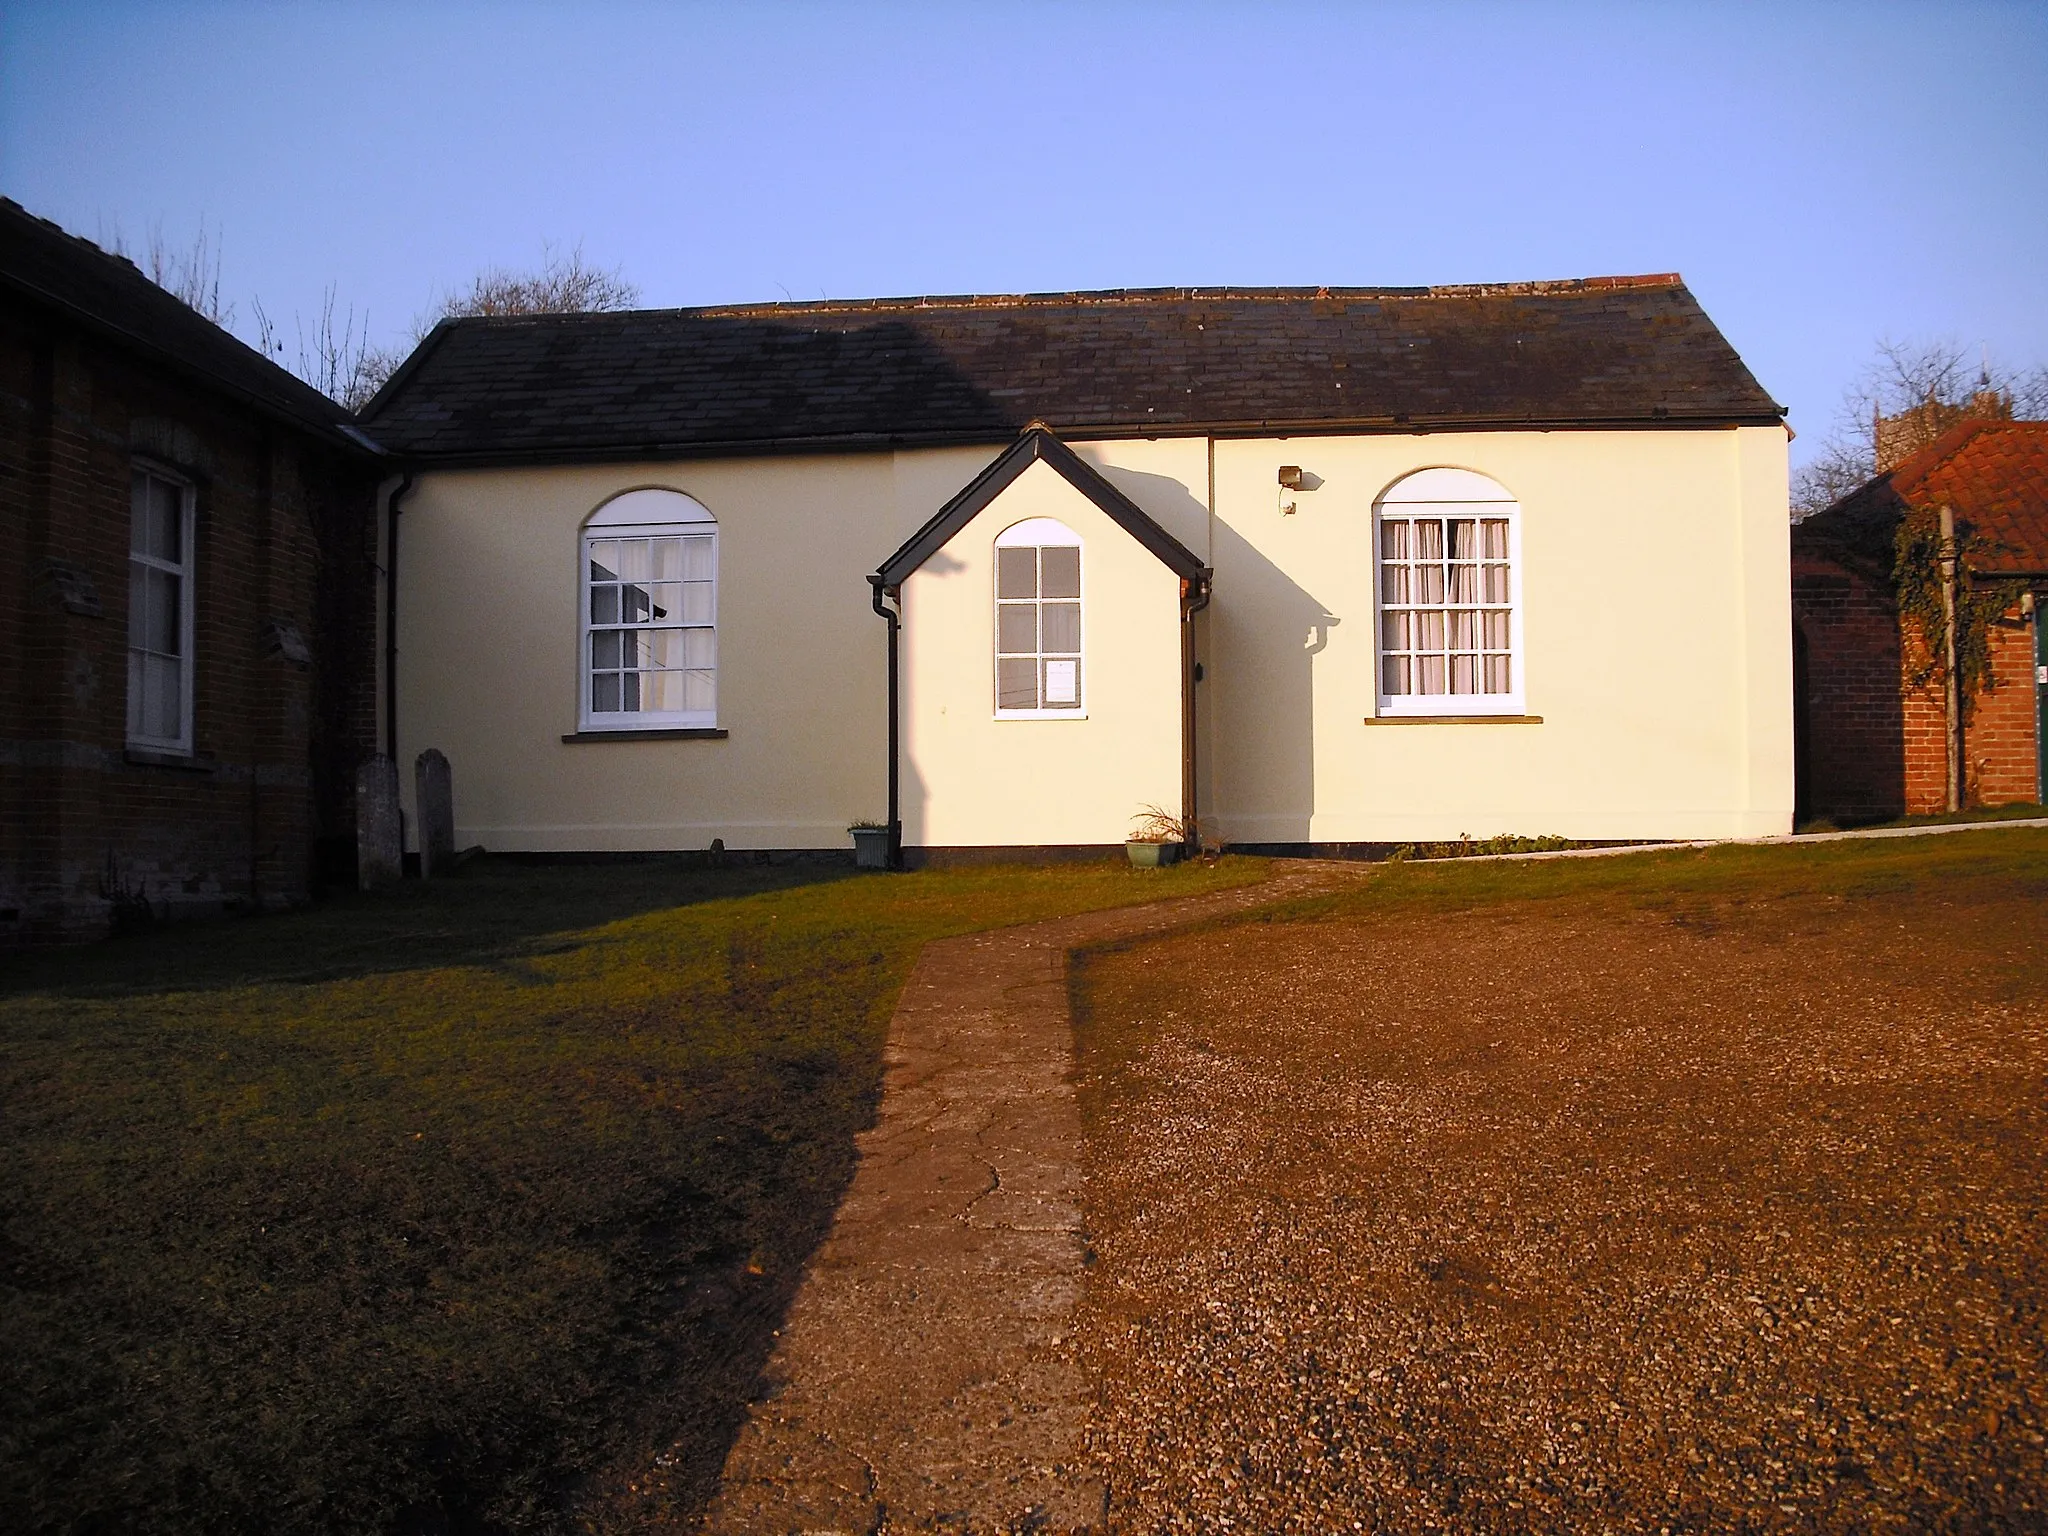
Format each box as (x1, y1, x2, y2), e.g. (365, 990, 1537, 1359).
(1045, 659, 1078, 706)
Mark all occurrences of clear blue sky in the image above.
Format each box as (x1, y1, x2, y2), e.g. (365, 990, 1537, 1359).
(4, 1, 2045, 465)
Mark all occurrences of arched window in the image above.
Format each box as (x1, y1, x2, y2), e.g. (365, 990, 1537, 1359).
(994, 517, 1083, 716)
(1375, 468, 1522, 716)
(581, 489, 717, 730)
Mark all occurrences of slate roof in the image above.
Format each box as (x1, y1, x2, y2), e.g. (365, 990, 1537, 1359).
(1803, 419, 2048, 575)
(0, 198, 373, 452)
(361, 275, 1783, 465)
(877, 428, 1209, 587)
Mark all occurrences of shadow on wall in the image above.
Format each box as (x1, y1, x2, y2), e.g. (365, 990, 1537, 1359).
(1205, 513, 1341, 848)
(1790, 563, 1908, 823)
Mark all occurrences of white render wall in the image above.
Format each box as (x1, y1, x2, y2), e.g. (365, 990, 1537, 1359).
(898, 457, 1186, 849)
(389, 425, 1791, 854)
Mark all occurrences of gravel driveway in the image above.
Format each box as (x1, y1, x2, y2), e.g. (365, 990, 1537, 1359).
(1070, 843, 2046, 1533)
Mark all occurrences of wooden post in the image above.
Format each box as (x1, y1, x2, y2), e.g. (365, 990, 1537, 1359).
(1939, 504, 1961, 813)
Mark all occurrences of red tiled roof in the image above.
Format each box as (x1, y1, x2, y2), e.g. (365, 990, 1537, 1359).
(1806, 419, 2048, 575)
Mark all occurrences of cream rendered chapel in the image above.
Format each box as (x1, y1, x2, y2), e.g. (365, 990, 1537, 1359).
(359, 277, 1793, 861)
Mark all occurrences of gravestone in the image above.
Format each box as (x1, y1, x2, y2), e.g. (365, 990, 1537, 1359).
(415, 748, 456, 879)
(356, 755, 402, 890)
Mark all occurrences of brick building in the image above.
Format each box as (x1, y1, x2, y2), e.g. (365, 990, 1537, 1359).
(1, 200, 385, 943)
(1792, 418, 2047, 821)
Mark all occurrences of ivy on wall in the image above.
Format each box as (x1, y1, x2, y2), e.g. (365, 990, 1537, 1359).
(1890, 507, 2020, 725)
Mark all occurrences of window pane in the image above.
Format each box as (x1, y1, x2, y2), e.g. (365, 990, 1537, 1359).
(129, 559, 148, 642)
(146, 568, 180, 654)
(620, 671, 642, 712)
(997, 547, 1037, 599)
(1485, 655, 1512, 693)
(997, 603, 1037, 655)
(590, 584, 620, 624)
(684, 669, 716, 711)
(643, 629, 685, 669)
(1448, 564, 1477, 603)
(642, 668, 686, 712)
(1417, 654, 1446, 694)
(650, 538, 684, 580)
(1381, 519, 1411, 560)
(1448, 610, 1475, 651)
(644, 582, 679, 622)
(1416, 611, 1445, 651)
(131, 474, 149, 553)
(1382, 563, 1411, 603)
(1041, 601, 1081, 653)
(1039, 545, 1080, 599)
(1382, 654, 1410, 695)
(1450, 654, 1478, 694)
(593, 672, 621, 712)
(680, 580, 713, 625)
(591, 630, 622, 668)
(1482, 565, 1509, 604)
(684, 628, 715, 669)
(1482, 519, 1509, 560)
(682, 535, 714, 582)
(149, 478, 182, 562)
(127, 651, 145, 738)
(615, 539, 650, 582)
(1447, 519, 1477, 560)
(620, 583, 652, 623)
(1483, 611, 1511, 649)
(1415, 520, 1445, 560)
(1386, 610, 1412, 650)
(997, 656, 1038, 709)
(1044, 657, 1079, 707)
(146, 652, 180, 736)
(1419, 565, 1445, 604)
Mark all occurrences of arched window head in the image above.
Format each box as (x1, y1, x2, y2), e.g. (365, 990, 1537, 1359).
(1374, 469, 1522, 716)
(994, 518, 1083, 716)
(580, 489, 718, 730)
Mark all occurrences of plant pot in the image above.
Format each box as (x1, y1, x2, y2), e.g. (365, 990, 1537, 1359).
(1125, 839, 1182, 868)
(851, 827, 892, 871)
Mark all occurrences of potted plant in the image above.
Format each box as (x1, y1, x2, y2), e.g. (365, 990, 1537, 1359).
(1125, 805, 1189, 868)
(849, 820, 893, 871)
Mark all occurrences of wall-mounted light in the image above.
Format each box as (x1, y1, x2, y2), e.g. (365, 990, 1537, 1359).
(1278, 465, 1309, 515)
(1278, 466, 1305, 491)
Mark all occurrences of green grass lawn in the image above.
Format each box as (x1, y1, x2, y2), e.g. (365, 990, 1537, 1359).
(0, 855, 1262, 1536)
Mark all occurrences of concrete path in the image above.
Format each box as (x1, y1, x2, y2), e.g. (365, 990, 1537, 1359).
(701, 864, 1360, 1536)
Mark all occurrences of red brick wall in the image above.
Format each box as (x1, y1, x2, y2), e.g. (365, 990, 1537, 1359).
(1965, 602, 2043, 808)
(0, 299, 380, 943)
(1792, 522, 2043, 819)
(1790, 547, 1907, 820)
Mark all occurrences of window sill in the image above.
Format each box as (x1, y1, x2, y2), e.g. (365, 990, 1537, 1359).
(1365, 713, 1543, 725)
(994, 712, 1090, 722)
(125, 746, 215, 770)
(562, 728, 729, 742)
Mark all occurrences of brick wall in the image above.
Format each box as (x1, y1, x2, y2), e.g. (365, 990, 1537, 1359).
(1965, 600, 2043, 808)
(1792, 522, 2043, 820)
(1790, 545, 1907, 820)
(0, 300, 380, 943)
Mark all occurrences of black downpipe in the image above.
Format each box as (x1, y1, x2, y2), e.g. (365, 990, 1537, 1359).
(868, 574, 902, 868)
(1181, 574, 1212, 854)
(384, 471, 414, 767)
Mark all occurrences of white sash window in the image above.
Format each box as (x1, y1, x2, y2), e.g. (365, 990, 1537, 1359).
(994, 517, 1084, 718)
(1375, 468, 1523, 716)
(128, 466, 196, 752)
(580, 489, 717, 729)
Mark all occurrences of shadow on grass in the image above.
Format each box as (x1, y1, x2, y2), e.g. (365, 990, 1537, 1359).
(0, 856, 856, 999)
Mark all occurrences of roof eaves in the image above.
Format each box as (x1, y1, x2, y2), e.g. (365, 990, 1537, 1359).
(0, 266, 372, 456)
(382, 407, 1787, 471)
(874, 427, 1208, 588)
